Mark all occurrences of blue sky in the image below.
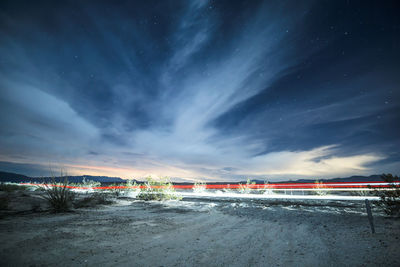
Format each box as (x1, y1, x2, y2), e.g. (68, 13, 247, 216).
(0, 0, 399, 181)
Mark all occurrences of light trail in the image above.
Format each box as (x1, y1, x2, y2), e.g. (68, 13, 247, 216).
(177, 191, 381, 201)
(19, 180, 398, 201)
(20, 181, 399, 190)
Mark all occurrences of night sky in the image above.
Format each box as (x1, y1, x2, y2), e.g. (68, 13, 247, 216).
(0, 0, 399, 181)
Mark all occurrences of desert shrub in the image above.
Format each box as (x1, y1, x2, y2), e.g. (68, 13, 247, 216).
(125, 180, 139, 192)
(107, 183, 127, 197)
(238, 179, 256, 194)
(73, 192, 113, 208)
(193, 182, 207, 193)
(314, 180, 329, 196)
(68, 178, 101, 189)
(222, 184, 232, 193)
(102, 181, 139, 197)
(137, 177, 181, 201)
(372, 174, 400, 217)
(82, 177, 101, 188)
(121, 180, 140, 197)
(261, 181, 275, 195)
(41, 178, 75, 213)
(126, 179, 137, 188)
(352, 190, 372, 196)
(0, 183, 27, 192)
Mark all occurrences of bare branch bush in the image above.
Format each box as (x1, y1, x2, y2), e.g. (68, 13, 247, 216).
(41, 177, 75, 213)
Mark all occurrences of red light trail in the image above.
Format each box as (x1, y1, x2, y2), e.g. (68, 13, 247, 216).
(21, 181, 398, 190)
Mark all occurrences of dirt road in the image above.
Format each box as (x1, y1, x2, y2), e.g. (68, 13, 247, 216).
(1, 196, 399, 266)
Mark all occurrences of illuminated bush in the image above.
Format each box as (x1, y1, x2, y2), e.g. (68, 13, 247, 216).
(373, 174, 400, 217)
(238, 178, 255, 194)
(222, 184, 232, 193)
(314, 180, 329, 196)
(125, 179, 140, 193)
(106, 180, 139, 197)
(108, 183, 125, 197)
(137, 177, 181, 201)
(193, 182, 207, 193)
(353, 189, 371, 196)
(261, 181, 274, 195)
(81, 177, 101, 188)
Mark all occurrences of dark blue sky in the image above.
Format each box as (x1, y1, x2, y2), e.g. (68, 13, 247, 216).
(0, 0, 399, 181)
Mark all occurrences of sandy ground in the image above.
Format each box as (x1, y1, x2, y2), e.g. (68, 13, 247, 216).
(0, 191, 399, 267)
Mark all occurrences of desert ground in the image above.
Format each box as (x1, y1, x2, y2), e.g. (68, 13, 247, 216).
(0, 190, 399, 267)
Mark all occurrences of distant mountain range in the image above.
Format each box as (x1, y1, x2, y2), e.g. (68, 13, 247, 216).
(0, 170, 387, 184)
(0, 171, 125, 184)
(245, 175, 385, 184)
